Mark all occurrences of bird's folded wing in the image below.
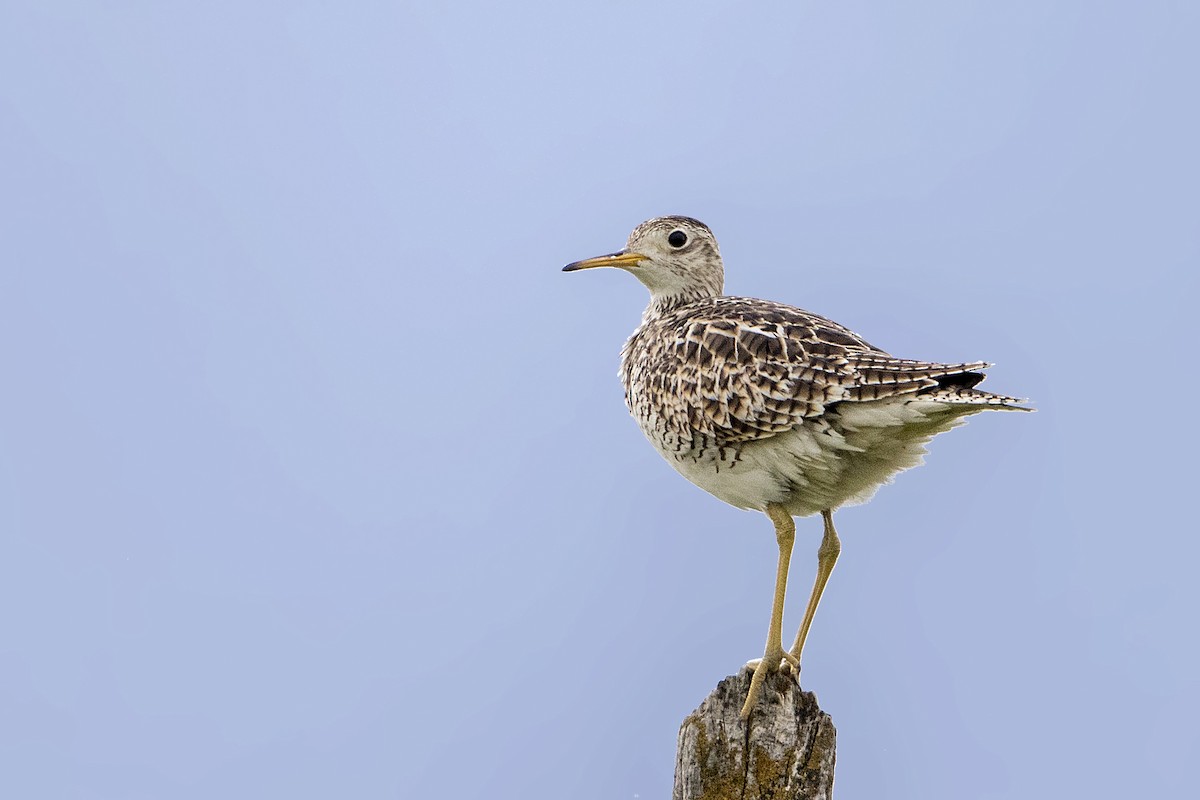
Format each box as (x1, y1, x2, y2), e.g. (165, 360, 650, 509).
(666, 297, 1005, 445)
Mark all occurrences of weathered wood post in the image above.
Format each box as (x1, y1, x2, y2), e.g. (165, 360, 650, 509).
(674, 669, 836, 800)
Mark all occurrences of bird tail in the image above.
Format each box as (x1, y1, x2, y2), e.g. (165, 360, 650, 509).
(919, 384, 1034, 410)
(914, 366, 1034, 410)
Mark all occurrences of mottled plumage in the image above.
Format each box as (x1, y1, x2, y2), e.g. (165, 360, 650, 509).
(619, 293, 1026, 515)
(564, 215, 1029, 717)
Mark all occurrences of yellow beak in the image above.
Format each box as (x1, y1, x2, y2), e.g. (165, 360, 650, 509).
(562, 251, 646, 272)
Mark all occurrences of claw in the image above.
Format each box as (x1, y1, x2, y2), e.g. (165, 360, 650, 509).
(739, 648, 796, 718)
(740, 657, 773, 718)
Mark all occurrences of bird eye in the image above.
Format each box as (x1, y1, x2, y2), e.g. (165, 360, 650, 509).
(668, 230, 688, 248)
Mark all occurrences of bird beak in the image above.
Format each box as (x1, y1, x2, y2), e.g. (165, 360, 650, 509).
(562, 251, 646, 272)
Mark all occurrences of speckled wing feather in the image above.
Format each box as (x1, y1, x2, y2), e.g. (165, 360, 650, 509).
(621, 296, 1024, 449)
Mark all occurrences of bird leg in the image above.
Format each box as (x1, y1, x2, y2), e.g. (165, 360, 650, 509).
(787, 509, 842, 665)
(739, 503, 800, 719)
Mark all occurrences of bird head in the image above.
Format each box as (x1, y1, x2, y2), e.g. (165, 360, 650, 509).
(563, 216, 725, 306)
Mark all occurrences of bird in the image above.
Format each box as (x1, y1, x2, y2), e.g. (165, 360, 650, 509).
(563, 215, 1030, 718)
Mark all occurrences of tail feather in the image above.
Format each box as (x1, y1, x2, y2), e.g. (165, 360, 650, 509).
(918, 384, 1033, 409)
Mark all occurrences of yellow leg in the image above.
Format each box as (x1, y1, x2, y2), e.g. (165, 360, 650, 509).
(787, 509, 842, 664)
(739, 503, 800, 719)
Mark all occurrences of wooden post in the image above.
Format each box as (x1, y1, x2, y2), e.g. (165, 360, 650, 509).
(674, 669, 836, 800)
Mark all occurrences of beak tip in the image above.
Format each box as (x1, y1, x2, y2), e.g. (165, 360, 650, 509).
(561, 251, 642, 273)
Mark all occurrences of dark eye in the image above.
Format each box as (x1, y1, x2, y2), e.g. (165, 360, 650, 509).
(668, 230, 688, 248)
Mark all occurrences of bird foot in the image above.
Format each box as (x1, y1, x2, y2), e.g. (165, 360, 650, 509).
(742, 651, 799, 672)
(738, 649, 800, 718)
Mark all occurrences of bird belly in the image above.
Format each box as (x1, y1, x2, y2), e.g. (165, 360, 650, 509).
(665, 445, 796, 513)
(643, 398, 986, 517)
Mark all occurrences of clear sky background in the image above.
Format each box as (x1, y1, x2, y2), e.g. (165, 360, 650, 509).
(2, 2, 1197, 799)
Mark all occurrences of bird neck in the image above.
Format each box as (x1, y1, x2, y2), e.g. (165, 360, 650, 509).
(645, 287, 719, 317)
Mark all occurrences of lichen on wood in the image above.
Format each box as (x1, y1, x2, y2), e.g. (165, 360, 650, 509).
(674, 669, 836, 800)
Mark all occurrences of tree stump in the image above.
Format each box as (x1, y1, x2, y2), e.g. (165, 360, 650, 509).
(674, 669, 836, 800)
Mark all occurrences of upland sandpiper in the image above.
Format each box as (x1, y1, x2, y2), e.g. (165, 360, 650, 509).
(564, 216, 1029, 717)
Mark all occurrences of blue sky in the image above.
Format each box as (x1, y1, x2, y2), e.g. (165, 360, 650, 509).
(1, 2, 1197, 798)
